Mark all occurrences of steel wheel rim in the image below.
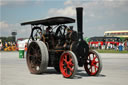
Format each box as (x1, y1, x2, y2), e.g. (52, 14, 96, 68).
(27, 42, 42, 73)
(85, 52, 100, 75)
(60, 53, 75, 78)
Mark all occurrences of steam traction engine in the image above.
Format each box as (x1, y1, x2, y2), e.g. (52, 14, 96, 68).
(21, 7, 102, 78)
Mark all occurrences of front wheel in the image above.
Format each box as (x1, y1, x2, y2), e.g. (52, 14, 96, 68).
(59, 51, 78, 78)
(84, 50, 102, 76)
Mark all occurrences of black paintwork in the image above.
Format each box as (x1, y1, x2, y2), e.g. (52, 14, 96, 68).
(21, 17, 75, 26)
(21, 7, 89, 67)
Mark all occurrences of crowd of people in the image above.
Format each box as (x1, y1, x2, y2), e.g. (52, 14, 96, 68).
(0, 41, 17, 51)
(89, 39, 128, 51)
(0, 39, 128, 51)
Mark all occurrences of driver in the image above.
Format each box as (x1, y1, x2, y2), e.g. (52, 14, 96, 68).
(46, 26, 52, 34)
(66, 26, 73, 40)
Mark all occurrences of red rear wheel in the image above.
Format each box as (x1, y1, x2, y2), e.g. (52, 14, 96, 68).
(59, 51, 78, 78)
(84, 50, 102, 76)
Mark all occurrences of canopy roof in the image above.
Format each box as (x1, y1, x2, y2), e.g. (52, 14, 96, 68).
(21, 16, 75, 26)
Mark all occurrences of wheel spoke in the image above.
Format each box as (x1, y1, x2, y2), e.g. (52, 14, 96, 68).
(30, 46, 35, 50)
(69, 71, 72, 75)
(64, 67, 67, 73)
(61, 63, 64, 66)
(64, 55, 68, 63)
(95, 61, 99, 63)
(65, 55, 67, 60)
(68, 57, 74, 67)
(27, 41, 48, 74)
(93, 53, 94, 58)
(31, 61, 35, 68)
(69, 58, 72, 64)
(31, 64, 35, 68)
(29, 51, 39, 67)
(64, 59, 68, 63)
(59, 51, 78, 78)
(71, 64, 74, 66)
(90, 66, 92, 73)
(94, 65, 98, 69)
(93, 56, 97, 60)
(84, 50, 102, 76)
(94, 66, 97, 72)
(68, 66, 73, 72)
(37, 49, 40, 54)
(91, 60, 94, 65)
(36, 58, 41, 63)
(28, 54, 35, 57)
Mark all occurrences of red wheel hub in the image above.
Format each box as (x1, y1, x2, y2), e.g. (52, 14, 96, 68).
(60, 53, 74, 78)
(86, 53, 99, 75)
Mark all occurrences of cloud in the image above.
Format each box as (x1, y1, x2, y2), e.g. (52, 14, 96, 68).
(0, 21, 31, 38)
(48, 6, 76, 17)
(1, 0, 128, 38)
(48, 0, 128, 18)
(0, 0, 44, 6)
(84, 23, 128, 37)
(84, 24, 114, 37)
(0, 1, 7, 6)
(0, 21, 9, 28)
(84, 0, 128, 16)
(64, 0, 72, 5)
(0, 21, 16, 37)
(0, 0, 28, 6)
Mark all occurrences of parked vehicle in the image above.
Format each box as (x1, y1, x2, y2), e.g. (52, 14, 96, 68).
(88, 37, 121, 49)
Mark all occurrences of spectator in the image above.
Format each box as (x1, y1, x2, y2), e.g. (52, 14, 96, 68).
(126, 39, 128, 51)
(118, 42, 123, 51)
(98, 42, 101, 49)
(0, 40, 2, 51)
(107, 42, 111, 49)
(124, 40, 127, 50)
(96, 44, 98, 49)
(105, 42, 107, 50)
(92, 43, 95, 49)
(114, 43, 117, 51)
(110, 44, 113, 49)
(122, 41, 125, 50)
(102, 39, 105, 50)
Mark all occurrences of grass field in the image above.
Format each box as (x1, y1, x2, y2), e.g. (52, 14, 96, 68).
(96, 49, 128, 53)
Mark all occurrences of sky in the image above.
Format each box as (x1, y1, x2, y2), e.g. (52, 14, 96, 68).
(0, 0, 128, 39)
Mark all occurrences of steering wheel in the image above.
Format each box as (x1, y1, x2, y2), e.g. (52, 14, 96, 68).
(55, 25, 67, 38)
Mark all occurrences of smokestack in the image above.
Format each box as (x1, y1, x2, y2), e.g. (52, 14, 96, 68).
(76, 7, 83, 41)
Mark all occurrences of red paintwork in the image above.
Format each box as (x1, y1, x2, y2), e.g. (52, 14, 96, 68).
(89, 41, 103, 45)
(88, 41, 119, 47)
(86, 52, 99, 75)
(105, 41, 119, 46)
(59, 53, 74, 78)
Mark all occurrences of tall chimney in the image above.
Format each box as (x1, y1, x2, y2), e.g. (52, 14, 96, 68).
(76, 7, 83, 41)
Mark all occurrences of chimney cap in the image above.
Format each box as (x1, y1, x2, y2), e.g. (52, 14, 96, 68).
(76, 7, 83, 9)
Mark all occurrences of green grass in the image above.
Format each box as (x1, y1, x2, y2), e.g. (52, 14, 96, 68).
(96, 49, 128, 53)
